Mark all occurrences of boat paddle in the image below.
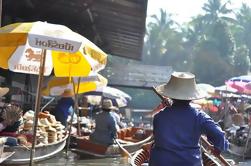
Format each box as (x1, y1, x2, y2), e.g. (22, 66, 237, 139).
(114, 138, 132, 158)
(152, 86, 231, 166)
(201, 136, 231, 166)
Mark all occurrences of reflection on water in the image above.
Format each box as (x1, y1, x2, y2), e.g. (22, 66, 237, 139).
(35, 152, 130, 166)
(17, 151, 251, 166)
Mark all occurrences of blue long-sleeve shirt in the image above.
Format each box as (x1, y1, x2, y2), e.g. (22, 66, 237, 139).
(149, 102, 229, 166)
(54, 97, 74, 126)
(90, 111, 117, 145)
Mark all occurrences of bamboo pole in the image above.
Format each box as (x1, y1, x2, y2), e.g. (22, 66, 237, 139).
(65, 77, 81, 156)
(0, 0, 2, 27)
(29, 49, 47, 166)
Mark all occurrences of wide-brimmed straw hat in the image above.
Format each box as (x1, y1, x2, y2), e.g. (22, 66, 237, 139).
(0, 87, 9, 97)
(61, 89, 74, 97)
(156, 72, 207, 100)
(102, 99, 118, 110)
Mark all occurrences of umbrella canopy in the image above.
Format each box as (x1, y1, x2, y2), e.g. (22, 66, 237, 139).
(84, 86, 132, 100)
(225, 75, 251, 94)
(0, 21, 108, 165)
(42, 73, 108, 96)
(215, 85, 238, 93)
(197, 83, 215, 97)
(0, 21, 107, 76)
(87, 95, 128, 108)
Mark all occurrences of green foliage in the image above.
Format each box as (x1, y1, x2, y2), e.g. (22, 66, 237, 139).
(233, 4, 251, 60)
(106, 1, 251, 109)
(233, 45, 250, 75)
(193, 40, 234, 85)
(210, 20, 235, 60)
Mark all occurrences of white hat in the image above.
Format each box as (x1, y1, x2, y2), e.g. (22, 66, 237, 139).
(156, 72, 207, 100)
(0, 87, 9, 97)
(102, 99, 118, 110)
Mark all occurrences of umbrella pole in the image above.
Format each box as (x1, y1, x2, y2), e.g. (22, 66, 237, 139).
(29, 49, 47, 166)
(75, 77, 81, 136)
(65, 77, 81, 156)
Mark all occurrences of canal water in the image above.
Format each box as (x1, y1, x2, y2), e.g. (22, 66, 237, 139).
(35, 151, 129, 166)
(32, 151, 251, 166)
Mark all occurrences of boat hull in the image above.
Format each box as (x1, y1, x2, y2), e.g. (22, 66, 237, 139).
(130, 148, 221, 166)
(3, 135, 68, 165)
(71, 127, 153, 158)
(228, 143, 251, 158)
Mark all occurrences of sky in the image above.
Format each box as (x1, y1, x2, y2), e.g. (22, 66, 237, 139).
(147, 0, 251, 24)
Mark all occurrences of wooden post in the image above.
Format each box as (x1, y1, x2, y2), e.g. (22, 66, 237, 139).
(29, 49, 47, 166)
(0, 0, 2, 27)
(65, 77, 81, 156)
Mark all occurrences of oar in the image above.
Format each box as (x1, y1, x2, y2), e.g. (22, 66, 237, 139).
(201, 137, 231, 166)
(114, 138, 132, 158)
(152, 86, 231, 166)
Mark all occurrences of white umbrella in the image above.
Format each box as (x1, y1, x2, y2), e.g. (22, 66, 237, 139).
(84, 86, 132, 101)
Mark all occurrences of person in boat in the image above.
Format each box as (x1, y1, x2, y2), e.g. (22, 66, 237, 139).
(149, 72, 229, 166)
(79, 96, 93, 118)
(52, 89, 74, 127)
(0, 87, 23, 133)
(110, 105, 125, 130)
(0, 87, 22, 146)
(89, 99, 118, 145)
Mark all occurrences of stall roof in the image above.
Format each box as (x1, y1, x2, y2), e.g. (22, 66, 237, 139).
(3, 0, 148, 60)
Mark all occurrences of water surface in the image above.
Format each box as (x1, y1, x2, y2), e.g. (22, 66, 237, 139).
(31, 151, 251, 166)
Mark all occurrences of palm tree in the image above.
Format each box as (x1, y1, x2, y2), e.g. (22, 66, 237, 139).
(201, 0, 235, 24)
(144, 9, 175, 64)
(234, 4, 251, 60)
(143, 9, 189, 70)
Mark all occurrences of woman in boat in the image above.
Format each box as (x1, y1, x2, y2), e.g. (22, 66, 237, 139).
(89, 99, 117, 145)
(0, 87, 23, 133)
(53, 89, 74, 127)
(149, 72, 229, 166)
(0, 87, 22, 146)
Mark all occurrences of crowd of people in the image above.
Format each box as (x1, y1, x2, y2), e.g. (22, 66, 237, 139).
(0, 71, 234, 165)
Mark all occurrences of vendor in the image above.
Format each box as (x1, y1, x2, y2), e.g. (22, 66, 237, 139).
(0, 87, 22, 146)
(0, 86, 9, 132)
(53, 89, 74, 127)
(90, 99, 117, 145)
(0, 87, 23, 133)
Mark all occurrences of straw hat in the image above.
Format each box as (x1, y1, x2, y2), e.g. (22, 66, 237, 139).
(156, 72, 207, 100)
(102, 99, 118, 110)
(0, 87, 9, 97)
(61, 89, 74, 97)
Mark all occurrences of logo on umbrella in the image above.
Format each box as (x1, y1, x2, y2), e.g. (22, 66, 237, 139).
(35, 38, 74, 51)
(25, 48, 41, 62)
(57, 53, 81, 64)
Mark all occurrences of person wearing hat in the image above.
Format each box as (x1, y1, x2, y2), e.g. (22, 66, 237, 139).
(0, 87, 21, 146)
(0, 87, 9, 132)
(89, 99, 118, 145)
(148, 72, 229, 166)
(52, 89, 74, 127)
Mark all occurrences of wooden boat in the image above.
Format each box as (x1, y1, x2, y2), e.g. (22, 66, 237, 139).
(2, 134, 68, 165)
(130, 147, 222, 166)
(228, 142, 251, 158)
(71, 127, 153, 158)
(0, 152, 15, 164)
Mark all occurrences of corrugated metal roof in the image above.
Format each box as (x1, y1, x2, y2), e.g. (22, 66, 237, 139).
(3, 0, 148, 60)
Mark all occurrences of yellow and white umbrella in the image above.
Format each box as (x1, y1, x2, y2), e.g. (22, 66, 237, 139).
(42, 73, 108, 96)
(0, 21, 107, 164)
(0, 21, 107, 76)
